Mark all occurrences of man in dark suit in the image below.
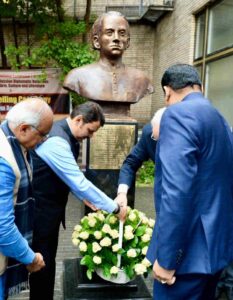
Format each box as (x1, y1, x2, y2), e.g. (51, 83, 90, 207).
(146, 64, 233, 300)
(116, 107, 166, 203)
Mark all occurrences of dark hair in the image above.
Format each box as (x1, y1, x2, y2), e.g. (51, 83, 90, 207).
(70, 101, 105, 126)
(161, 64, 202, 90)
(91, 11, 130, 50)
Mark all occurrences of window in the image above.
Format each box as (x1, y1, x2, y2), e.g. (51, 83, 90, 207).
(194, 0, 233, 127)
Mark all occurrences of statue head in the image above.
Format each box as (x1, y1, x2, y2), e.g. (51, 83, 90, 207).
(91, 11, 130, 59)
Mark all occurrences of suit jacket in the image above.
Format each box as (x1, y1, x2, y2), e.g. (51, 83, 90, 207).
(118, 123, 156, 188)
(147, 92, 233, 275)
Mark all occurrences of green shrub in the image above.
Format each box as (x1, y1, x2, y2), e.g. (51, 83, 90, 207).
(136, 160, 155, 187)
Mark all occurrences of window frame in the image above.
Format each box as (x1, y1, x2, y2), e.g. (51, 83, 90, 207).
(193, 0, 233, 90)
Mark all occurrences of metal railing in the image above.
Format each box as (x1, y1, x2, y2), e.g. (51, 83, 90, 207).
(66, 0, 174, 21)
(105, 0, 174, 19)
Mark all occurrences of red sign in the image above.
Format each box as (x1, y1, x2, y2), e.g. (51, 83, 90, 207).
(0, 68, 69, 115)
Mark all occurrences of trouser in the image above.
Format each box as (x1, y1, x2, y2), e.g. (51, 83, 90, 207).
(153, 271, 222, 300)
(29, 228, 59, 300)
(0, 273, 6, 300)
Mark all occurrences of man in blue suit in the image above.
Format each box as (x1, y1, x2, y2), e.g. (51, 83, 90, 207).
(146, 64, 233, 299)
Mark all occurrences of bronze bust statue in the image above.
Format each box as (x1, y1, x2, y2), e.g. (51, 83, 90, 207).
(63, 11, 154, 115)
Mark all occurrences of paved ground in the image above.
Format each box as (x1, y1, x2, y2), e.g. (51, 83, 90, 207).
(9, 187, 228, 300)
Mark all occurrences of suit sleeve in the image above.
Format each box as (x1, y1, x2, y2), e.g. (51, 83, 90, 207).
(157, 108, 200, 270)
(118, 125, 153, 188)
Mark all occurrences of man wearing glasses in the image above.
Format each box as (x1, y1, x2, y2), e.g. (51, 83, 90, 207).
(0, 98, 53, 299)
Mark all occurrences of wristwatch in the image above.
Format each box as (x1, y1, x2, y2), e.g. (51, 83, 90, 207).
(113, 203, 121, 214)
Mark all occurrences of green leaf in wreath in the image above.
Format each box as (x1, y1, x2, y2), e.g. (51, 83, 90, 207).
(86, 269, 93, 280)
(80, 255, 95, 269)
(130, 236, 139, 248)
(103, 264, 111, 278)
(124, 265, 135, 279)
(135, 225, 147, 237)
(118, 248, 125, 255)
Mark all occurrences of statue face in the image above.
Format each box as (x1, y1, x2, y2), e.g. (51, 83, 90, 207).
(94, 15, 130, 58)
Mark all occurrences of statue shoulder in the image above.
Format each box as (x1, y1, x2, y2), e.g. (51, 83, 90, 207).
(125, 67, 154, 95)
(63, 63, 104, 93)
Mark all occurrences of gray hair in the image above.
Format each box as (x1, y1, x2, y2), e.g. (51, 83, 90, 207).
(6, 97, 51, 129)
(151, 107, 166, 128)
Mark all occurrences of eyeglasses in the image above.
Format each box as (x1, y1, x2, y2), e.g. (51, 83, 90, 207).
(31, 125, 49, 140)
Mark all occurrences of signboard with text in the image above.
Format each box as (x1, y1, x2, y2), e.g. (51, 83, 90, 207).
(0, 68, 69, 115)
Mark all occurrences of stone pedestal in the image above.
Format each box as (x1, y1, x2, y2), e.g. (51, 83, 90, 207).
(85, 118, 138, 209)
(63, 258, 152, 300)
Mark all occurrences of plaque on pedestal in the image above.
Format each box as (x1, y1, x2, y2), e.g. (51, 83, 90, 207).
(85, 119, 138, 208)
(63, 258, 152, 300)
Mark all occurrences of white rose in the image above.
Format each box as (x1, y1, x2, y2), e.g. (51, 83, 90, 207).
(125, 225, 134, 233)
(142, 246, 148, 256)
(88, 212, 97, 218)
(97, 213, 105, 221)
(112, 244, 120, 252)
(149, 218, 155, 228)
(79, 241, 87, 252)
(88, 217, 97, 227)
(93, 256, 102, 264)
(141, 233, 150, 243)
(129, 212, 137, 222)
(72, 238, 80, 246)
(100, 237, 112, 247)
(109, 216, 117, 224)
(74, 224, 82, 232)
(145, 228, 153, 236)
(127, 249, 137, 258)
(138, 212, 145, 219)
(110, 229, 119, 239)
(102, 224, 111, 234)
(72, 231, 79, 239)
(94, 231, 102, 240)
(92, 242, 101, 253)
(142, 257, 152, 267)
(124, 231, 134, 240)
(79, 231, 89, 240)
(110, 266, 119, 274)
(141, 216, 149, 225)
(134, 263, 147, 275)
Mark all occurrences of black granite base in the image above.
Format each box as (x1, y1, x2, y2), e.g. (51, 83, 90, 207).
(63, 258, 152, 300)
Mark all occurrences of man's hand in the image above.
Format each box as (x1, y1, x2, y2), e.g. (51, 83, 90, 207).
(83, 199, 99, 211)
(153, 259, 176, 285)
(114, 193, 128, 221)
(26, 253, 45, 273)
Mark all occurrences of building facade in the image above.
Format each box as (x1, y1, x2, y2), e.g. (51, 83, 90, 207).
(1, 0, 232, 126)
